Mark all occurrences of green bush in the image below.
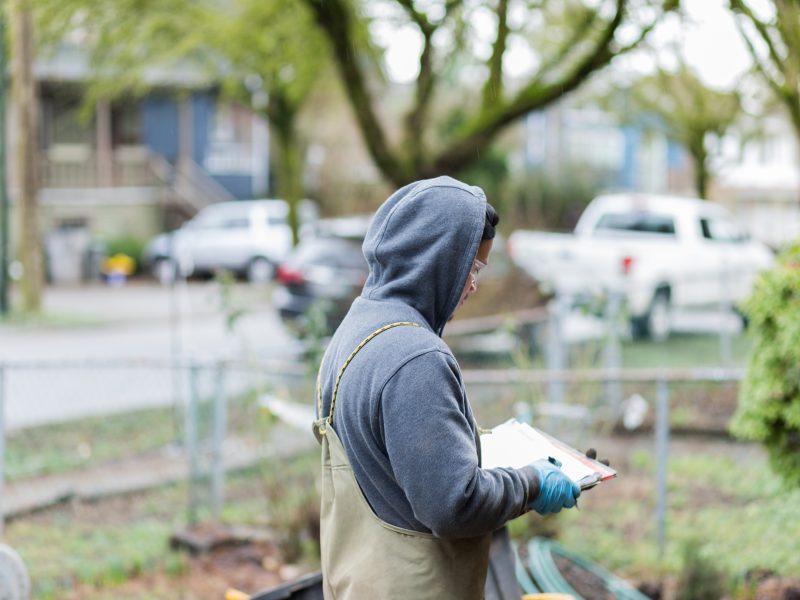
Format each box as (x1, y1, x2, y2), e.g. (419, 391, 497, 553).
(505, 167, 609, 231)
(731, 242, 800, 486)
(674, 539, 728, 600)
(103, 235, 147, 274)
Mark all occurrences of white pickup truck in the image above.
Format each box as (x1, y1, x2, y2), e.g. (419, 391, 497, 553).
(507, 193, 775, 340)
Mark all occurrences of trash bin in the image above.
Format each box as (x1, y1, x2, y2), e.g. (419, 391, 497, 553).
(46, 225, 91, 285)
(83, 241, 107, 282)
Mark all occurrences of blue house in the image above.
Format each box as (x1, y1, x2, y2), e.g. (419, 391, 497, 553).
(522, 101, 693, 196)
(22, 45, 271, 282)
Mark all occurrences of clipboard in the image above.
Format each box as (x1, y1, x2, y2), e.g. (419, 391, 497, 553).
(480, 419, 617, 490)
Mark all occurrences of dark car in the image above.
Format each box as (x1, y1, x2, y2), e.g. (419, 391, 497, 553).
(273, 216, 371, 334)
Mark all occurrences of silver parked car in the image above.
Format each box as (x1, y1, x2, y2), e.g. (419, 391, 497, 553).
(143, 199, 317, 284)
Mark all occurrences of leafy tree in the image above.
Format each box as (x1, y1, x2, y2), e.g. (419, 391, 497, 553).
(34, 0, 326, 244)
(730, 1, 800, 184)
(212, 0, 327, 243)
(302, 0, 679, 187)
(621, 65, 740, 198)
(731, 243, 800, 486)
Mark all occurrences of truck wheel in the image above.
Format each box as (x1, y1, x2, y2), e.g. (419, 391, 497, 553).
(247, 257, 274, 283)
(631, 290, 671, 341)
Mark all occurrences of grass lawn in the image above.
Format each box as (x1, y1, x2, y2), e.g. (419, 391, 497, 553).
(7, 446, 321, 600)
(621, 333, 752, 369)
(4, 376, 315, 481)
(5, 406, 180, 481)
(0, 310, 107, 330)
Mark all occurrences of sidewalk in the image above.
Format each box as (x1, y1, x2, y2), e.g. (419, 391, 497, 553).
(4, 427, 316, 519)
(39, 280, 254, 326)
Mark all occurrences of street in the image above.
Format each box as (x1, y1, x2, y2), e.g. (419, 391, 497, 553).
(0, 281, 303, 428)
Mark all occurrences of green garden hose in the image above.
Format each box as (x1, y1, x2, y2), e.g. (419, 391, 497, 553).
(525, 537, 650, 600)
(515, 553, 541, 595)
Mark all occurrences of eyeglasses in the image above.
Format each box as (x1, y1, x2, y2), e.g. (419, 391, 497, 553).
(469, 258, 487, 286)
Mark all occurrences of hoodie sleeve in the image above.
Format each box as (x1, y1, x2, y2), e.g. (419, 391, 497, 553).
(379, 350, 536, 538)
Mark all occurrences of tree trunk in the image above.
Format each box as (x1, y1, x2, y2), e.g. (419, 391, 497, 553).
(269, 98, 303, 247)
(695, 157, 708, 200)
(0, 15, 9, 315)
(10, 0, 42, 312)
(689, 137, 709, 199)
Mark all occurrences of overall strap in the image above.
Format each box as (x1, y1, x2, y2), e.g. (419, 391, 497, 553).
(316, 322, 420, 428)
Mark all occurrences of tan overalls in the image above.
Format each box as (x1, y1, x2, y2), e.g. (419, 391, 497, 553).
(314, 322, 492, 599)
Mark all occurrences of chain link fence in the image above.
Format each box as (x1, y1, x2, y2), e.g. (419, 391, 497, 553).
(0, 358, 314, 530)
(0, 355, 744, 559)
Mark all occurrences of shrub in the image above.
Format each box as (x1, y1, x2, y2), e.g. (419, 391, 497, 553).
(674, 539, 728, 600)
(731, 243, 800, 486)
(103, 235, 147, 274)
(504, 167, 609, 231)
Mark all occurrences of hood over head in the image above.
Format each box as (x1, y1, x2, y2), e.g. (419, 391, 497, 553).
(361, 176, 486, 335)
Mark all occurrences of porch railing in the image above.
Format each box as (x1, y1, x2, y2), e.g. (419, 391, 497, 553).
(40, 149, 236, 215)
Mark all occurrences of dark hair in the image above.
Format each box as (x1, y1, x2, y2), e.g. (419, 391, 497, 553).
(482, 202, 499, 240)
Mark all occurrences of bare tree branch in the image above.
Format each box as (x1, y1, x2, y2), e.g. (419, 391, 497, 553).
(427, 0, 628, 176)
(404, 29, 435, 170)
(396, 0, 434, 35)
(529, 7, 599, 88)
(732, 11, 785, 98)
(730, 0, 787, 77)
(307, 0, 672, 185)
(305, 0, 406, 183)
(396, 0, 440, 169)
(481, 0, 509, 109)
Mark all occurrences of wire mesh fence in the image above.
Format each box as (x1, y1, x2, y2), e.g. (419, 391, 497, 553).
(0, 356, 745, 560)
(0, 358, 314, 530)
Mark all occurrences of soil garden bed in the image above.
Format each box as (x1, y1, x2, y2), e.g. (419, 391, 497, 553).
(553, 554, 615, 600)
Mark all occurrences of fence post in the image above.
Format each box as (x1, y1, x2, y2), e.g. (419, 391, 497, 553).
(186, 362, 200, 525)
(719, 266, 732, 367)
(604, 289, 623, 418)
(0, 364, 5, 536)
(210, 361, 228, 522)
(546, 291, 568, 428)
(655, 377, 669, 560)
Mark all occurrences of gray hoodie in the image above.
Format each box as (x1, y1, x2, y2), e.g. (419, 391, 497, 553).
(316, 176, 535, 538)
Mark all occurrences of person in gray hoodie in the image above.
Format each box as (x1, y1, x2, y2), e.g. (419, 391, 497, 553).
(314, 176, 579, 599)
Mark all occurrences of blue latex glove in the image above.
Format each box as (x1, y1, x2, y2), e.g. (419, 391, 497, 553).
(528, 459, 581, 514)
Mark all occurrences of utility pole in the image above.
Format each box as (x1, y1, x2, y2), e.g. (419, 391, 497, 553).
(0, 14, 9, 316)
(10, 0, 42, 313)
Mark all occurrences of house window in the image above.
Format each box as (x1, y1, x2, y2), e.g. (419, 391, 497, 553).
(205, 104, 253, 175)
(51, 100, 93, 146)
(112, 102, 142, 146)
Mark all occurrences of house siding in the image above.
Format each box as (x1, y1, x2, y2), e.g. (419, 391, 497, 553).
(142, 95, 180, 163)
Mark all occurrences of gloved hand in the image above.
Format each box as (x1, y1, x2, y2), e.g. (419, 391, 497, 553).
(527, 459, 581, 514)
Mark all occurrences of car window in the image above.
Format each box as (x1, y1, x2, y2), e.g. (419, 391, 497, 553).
(190, 205, 249, 230)
(700, 218, 746, 243)
(288, 238, 365, 269)
(220, 217, 250, 229)
(594, 212, 676, 236)
(267, 214, 288, 227)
